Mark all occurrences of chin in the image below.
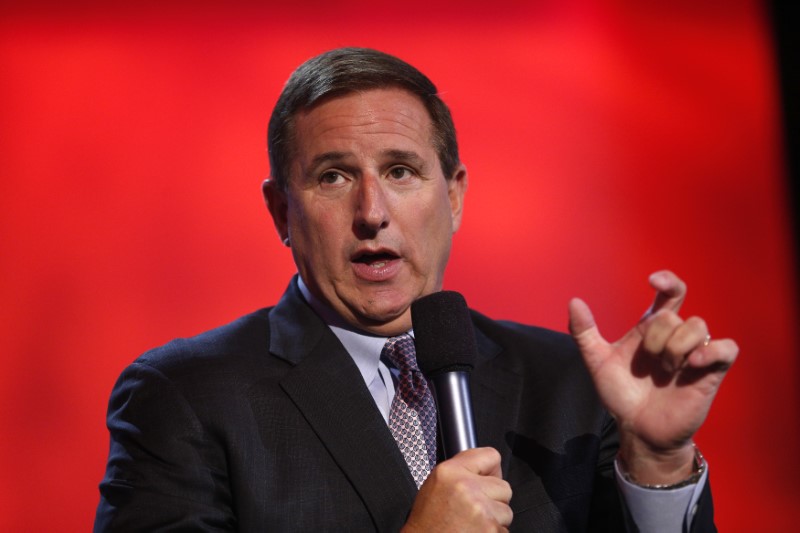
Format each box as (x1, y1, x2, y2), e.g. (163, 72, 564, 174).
(357, 305, 411, 331)
(361, 306, 407, 324)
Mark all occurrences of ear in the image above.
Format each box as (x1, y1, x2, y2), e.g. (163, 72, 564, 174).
(447, 164, 468, 233)
(262, 179, 289, 244)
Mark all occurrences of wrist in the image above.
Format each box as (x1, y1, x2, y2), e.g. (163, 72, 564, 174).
(618, 442, 706, 489)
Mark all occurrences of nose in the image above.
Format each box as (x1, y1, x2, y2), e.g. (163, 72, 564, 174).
(353, 173, 389, 237)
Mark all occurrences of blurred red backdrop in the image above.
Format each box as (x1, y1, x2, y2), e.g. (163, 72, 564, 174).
(1, 1, 797, 530)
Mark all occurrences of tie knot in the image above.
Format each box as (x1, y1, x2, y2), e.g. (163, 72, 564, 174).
(382, 333, 419, 373)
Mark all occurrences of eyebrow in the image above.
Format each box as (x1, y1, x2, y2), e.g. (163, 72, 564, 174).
(382, 149, 426, 168)
(308, 149, 428, 171)
(309, 151, 349, 170)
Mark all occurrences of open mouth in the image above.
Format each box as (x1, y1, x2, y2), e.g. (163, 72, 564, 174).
(352, 251, 399, 269)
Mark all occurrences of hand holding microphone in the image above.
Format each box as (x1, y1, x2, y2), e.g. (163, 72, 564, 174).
(404, 292, 513, 532)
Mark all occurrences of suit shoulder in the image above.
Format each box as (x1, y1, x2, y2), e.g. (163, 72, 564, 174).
(470, 309, 576, 353)
(133, 307, 276, 377)
(469, 309, 585, 374)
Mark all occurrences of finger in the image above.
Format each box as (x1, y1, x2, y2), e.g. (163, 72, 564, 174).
(645, 270, 687, 317)
(480, 477, 513, 504)
(488, 500, 514, 528)
(568, 298, 611, 371)
(663, 316, 708, 370)
(568, 297, 596, 338)
(451, 447, 503, 478)
(640, 309, 684, 370)
(687, 338, 739, 370)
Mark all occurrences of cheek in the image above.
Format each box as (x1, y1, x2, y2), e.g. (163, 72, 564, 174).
(289, 202, 347, 257)
(288, 197, 321, 236)
(414, 197, 455, 258)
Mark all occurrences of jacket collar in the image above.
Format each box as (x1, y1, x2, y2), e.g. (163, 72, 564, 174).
(267, 277, 418, 531)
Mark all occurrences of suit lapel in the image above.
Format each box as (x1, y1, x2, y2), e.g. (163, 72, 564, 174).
(264, 281, 528, 527)
(269, 280, 417, 531)
(470, 320, 524, 477)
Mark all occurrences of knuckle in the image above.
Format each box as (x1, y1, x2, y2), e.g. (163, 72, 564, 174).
(662, 334, 680, 351)
(452, 478, 473, 500)
(650, 308, 681, 327)
(429, 462, 454, 483)
(485, 447, 502, 463)
(467, 500, 486, 519)
(686, 315, 707, 331)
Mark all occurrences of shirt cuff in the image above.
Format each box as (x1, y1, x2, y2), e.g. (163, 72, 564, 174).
(615, 459, 709, 532)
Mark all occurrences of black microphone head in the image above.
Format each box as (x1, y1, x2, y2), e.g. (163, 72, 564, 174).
(411, 291, 477, 377)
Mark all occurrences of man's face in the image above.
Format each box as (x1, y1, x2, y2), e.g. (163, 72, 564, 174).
(265, 88, 467, 336)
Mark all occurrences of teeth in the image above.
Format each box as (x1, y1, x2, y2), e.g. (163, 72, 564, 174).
(372, 261, 386, 268)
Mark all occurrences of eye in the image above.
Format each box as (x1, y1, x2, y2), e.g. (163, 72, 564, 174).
(387, 166, 414, 180)
(319, 170, 346, 186)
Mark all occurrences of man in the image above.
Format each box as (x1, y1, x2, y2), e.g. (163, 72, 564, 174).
(95, 48, 737, 531)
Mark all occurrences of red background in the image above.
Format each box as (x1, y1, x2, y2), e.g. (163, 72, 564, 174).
(1, 1, 797, 530)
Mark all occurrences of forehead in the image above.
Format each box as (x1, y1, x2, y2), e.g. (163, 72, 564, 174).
(291, 88, 436, 159)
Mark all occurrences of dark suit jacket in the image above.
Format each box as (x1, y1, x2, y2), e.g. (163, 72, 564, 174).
(95, 279, 714, 531)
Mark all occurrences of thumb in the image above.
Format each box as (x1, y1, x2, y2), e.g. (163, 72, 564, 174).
(568, 298, 609, 371)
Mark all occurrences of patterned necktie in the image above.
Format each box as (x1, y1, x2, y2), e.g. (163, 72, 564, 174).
(382, 333, 437, 488)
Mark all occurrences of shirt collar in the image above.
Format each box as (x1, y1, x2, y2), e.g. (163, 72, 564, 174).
(297, 276, 413, 384)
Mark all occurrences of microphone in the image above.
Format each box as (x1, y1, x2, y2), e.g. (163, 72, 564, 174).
(411, 291, 478, 459)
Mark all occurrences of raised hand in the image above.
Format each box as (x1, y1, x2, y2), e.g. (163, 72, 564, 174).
(568, 270, 738, 484)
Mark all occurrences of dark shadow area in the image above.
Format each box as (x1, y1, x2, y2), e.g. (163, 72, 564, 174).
(770, 0, 800, 403)
(770, 1, 800, 273)
(506, 432, 625, 531)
